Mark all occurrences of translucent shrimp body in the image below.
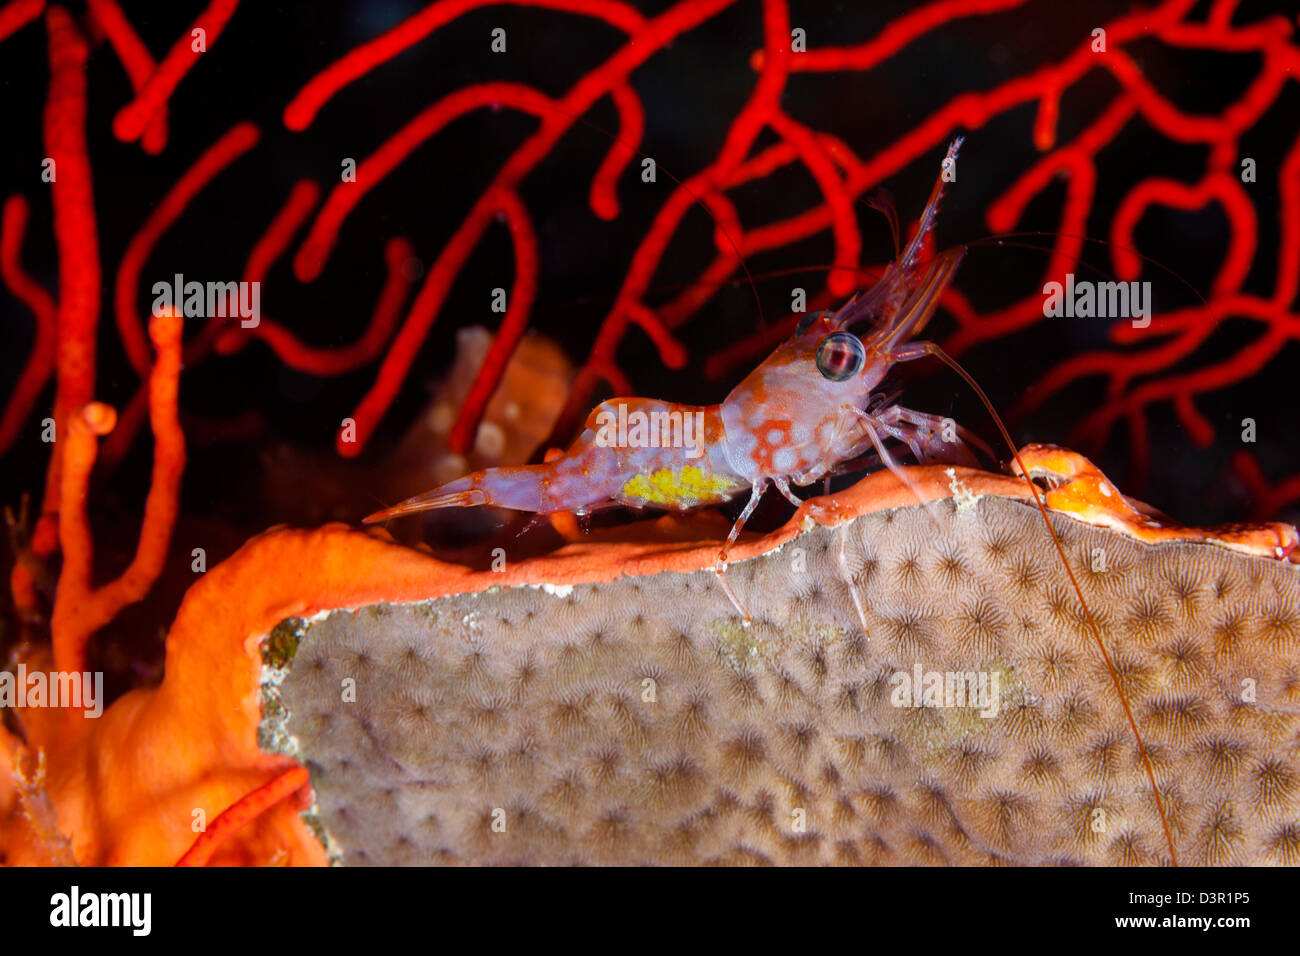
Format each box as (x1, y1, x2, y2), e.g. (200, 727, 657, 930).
(366, 141, 975, 582)
(366, 397, 748, 520)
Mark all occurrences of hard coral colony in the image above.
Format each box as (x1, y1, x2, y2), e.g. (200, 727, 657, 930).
(0, 0, 1298, 872)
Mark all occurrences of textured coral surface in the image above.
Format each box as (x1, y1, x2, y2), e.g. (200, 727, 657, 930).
(269, 495, 1300, 866)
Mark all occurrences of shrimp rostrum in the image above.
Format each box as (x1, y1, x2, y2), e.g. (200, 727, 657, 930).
(366, 139, 983, 619)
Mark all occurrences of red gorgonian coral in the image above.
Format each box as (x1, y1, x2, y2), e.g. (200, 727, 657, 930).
(4, 0, 1297, 527)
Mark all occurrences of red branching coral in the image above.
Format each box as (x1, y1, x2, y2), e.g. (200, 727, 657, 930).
(6, 0, 1299, 492)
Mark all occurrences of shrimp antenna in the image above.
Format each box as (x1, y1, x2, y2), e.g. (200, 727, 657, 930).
(962, 229, 1221, 329)
(912, 336, 1179, 866)
(862, 187, 902, 264)
(834, 141, 1174, 862)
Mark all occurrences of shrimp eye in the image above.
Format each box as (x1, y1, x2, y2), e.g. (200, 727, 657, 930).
(816, 331, 865, 381)
(795, 310, 827, 336)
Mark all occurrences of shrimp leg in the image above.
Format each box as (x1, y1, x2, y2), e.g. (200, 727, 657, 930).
(771, 476, 804, 508)
(715, 479, 768, 624)
(838, 522, 871, 639)
(874, 404, 986, 468)
(844, 405, 947, 528)
(843, 406, 923, 502)
(789, 415, 874, 638)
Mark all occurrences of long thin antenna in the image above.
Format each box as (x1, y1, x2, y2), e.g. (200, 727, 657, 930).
(916, 339, 1179, 866)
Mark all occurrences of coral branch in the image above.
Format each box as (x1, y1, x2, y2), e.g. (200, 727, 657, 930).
(84, 0, 167, 153)
(1274, 130, 1300, 308)
(589, 84, 644, 220)
(51, 310, 185, 675)
(1234, 451, 1300, 520)
(767, 110, 859, 297)
(174, 765, 310, 866)
(773, 0, 1028, 72)
(110, 0, 240, 143)
(248, 236, 414, 376)
(551, 0, 790, 438)
(114, 121, 260, 375)
(39, 4, 100, 552)
(282, 0, 647, 131)
(445, 192, 538, 456)
(1110, 173, 1256, 294)
(242, 180, 319, 286)
(0, 0, 41, 44)
(0, 196, 57, 454)
(292, 83, 554, 283)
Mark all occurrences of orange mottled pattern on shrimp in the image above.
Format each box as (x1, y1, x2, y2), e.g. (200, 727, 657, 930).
(365, 140, 973, 541)
(366, 142, 979, 551)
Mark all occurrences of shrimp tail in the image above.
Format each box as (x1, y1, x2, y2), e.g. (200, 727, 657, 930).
(362, 460, 577, 524)
(363, 483, 490, 523)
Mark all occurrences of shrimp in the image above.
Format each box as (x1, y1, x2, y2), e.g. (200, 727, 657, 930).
(365, 139, 981, 617)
